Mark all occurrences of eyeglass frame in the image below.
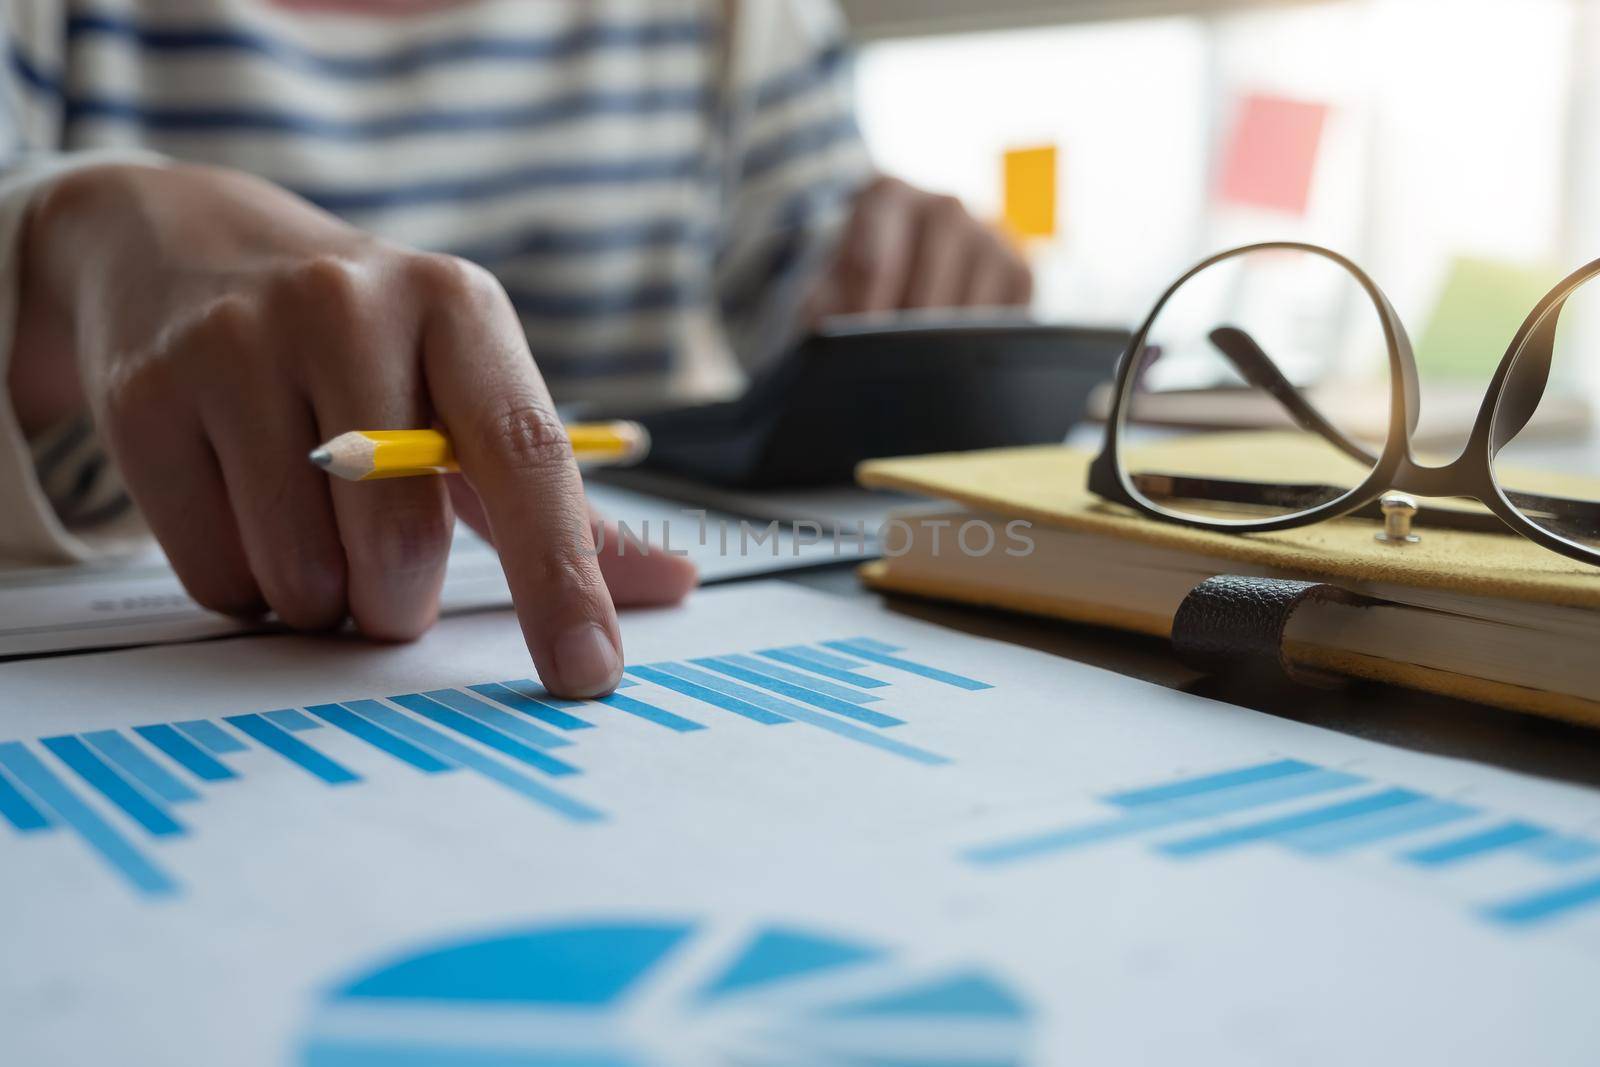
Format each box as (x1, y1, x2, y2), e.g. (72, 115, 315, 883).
(1087, 241, 1600, 568)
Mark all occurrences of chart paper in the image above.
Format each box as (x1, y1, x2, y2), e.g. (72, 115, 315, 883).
(2, 584, 1597, 1065)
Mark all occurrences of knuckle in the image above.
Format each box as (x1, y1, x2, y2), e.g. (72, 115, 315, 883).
(837, 234, 881, 282)
(979, 234, 1023, 278)
(100, 349, 183, 452)
(863, 175, 908, 203)
(138, 296, 264, 397)
(32, 168, 104, 229)
(246, 511, 347, 630)
(275, 252, 369, 313)
(101, 354, 163, 427)
(247, 524, 348, 631)
(105, 294, 263, 423)
(186, 292, 260, 352)
(996, 234, 1028, 269)
(479, 396, 572, 472)
(1011, 262, 1036, 302)
(931, 194, 968, 224)
(528, 537, 606, 599)
(404, 253, 502, 306)
(267, 559, 348, 632)
(360, 504, 453, 577)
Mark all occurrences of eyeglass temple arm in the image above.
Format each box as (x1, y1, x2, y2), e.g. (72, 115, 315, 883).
(1214, 303, 1560, 456)
(1208, 326, 1378, 467)
(1130, 471, 1600, 539)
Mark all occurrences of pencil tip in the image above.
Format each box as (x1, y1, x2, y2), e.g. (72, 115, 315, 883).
(308, 447, 332, 469)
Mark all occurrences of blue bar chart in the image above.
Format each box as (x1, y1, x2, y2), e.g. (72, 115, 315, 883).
(0, 637, 990, 899)
(966, 758, 1600, 929)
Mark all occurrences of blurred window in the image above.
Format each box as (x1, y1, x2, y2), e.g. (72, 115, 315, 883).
(853, 0, 1600, 436)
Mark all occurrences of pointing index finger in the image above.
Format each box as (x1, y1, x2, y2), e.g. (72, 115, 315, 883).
(416, 257, 622, 697)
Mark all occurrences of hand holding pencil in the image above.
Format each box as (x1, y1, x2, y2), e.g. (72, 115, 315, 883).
(29, 163, 693, 697)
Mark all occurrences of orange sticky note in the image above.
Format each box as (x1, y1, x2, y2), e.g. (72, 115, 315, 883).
(1217, 94, 1329, 215)
(1003, 145, 1057, 239)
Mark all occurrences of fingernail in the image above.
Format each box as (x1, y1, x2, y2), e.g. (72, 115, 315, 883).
(553, 623, 622, 697)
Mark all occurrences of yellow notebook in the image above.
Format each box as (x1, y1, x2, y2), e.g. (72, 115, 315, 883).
(857, 433, 1600, 726)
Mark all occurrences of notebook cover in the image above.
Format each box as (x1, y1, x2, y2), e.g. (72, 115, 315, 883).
(856, 432, 1600, 724)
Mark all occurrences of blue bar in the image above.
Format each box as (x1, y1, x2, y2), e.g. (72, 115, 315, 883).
(966, 767, 1366, 866)
(691, 657, 903, 727)
(135, 724, 238, 781)
(1107, 759, 1319, 808)
(1525, 836, 1600, 866)
(757, 648, 888, 689)
(1487, 875, 1600, 926)
(82, 730, 200, 805)
(847, 637, 904, 654)
(341, 700, 602, 822)
(173, 719, 247, 755)
(472, 682, 593, 730)
(822, 640, 993, 691)
(0, 741, 177, 897)
(304, 704, 454, 774)
(1284, 799, 1477, 855)
(1159, 788, 1425, 858)
(41, 736, 185, 837)
(594, 692, 705, 732)
(502, 678, 614, 709)
(225, 714, 361, 785)
(646, 663, 823, 724)
(389, 695, 578, 777)
(1404, 820, 1548, 867)
(263, 708, 321, 732)
(627, 665, 790, 725)
(779, 645, 869, 670)
(421, 689, 573, 749)
(0, 764, 51, 832)
(713, 653, 885, 704)
(637, 665, 948, 767)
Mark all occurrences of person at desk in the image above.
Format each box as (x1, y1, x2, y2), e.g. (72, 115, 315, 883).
(0, 1, 1032, 697)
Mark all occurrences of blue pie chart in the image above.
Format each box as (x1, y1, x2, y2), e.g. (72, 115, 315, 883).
(299, 919, 1033, 1066)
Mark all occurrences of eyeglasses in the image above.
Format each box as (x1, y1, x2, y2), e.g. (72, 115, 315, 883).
(1087, 242, 1600, 566)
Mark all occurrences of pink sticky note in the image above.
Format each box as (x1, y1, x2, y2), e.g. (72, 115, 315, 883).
(1217, 93, 1330, 215)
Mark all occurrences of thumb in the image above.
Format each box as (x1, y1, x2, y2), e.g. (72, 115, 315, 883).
(589, 508, 699, 607)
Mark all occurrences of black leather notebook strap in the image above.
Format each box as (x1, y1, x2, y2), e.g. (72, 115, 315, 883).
(1171, 575, 1367, 688)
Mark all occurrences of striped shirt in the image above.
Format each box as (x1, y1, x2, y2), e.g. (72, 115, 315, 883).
(0, 0, 872, 560)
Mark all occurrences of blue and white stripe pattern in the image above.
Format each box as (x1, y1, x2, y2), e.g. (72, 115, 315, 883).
(2, 0, 871, 397)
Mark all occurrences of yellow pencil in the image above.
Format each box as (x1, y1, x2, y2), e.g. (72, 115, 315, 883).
(308, 423, 650, 482)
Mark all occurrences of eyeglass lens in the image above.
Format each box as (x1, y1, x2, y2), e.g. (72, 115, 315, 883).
(1117, 248, 1393, 525)
(1491, 276, 1600, 552)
